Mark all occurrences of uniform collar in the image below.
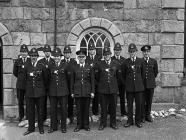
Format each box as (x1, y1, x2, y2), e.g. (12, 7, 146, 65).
(105, 59, 111, 65)
(115, 55, 120, 60)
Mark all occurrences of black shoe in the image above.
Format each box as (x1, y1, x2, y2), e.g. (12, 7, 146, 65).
(61, 129, 67, 133)
(110, 125, 118, 130)
(84, 127, 90, 131)
(98, 125, 105, 131)
(142, 118, 145, 123)
(135, 123, 142, 128)
(124, 122, 133, 127)
(39, 130, 44, 134)
(23, 130, 34, 136)
(48, 128, 57, 133)
(145, 116, 153, 122)
(74, 127, 81, 132)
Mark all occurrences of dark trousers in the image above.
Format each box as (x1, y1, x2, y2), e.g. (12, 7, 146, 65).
(141, 89, 154, 120)
(43, 94, 48, 121)
(92, 86, 99, 115)
(75, 97, 90, 128)
(50, 96, 68, 129)
(126, 91, 143, 124)
(100, 94, 117, 127)
(118, 85, 126, 115)
(68, 94, 74, 118)
(27, 97, 44, 131)
(17, 89, 28, 120)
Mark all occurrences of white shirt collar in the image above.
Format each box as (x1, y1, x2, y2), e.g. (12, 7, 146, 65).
(105, 59, 111, 65)
(131, 56, 136, 61)
(80, 62, 85, 67)
(115, 55, 120, 59)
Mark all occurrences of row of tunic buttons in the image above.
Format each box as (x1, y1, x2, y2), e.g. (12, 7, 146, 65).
(146, 65, 148, 79)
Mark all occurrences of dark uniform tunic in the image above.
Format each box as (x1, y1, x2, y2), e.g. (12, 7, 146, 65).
(96, 59, 119, 127)
(48, 60, 69, 130)
(38, 57, 54, 121)
(71, 63, 95, 129)
(111, 55, 126, 116)
(141, 57, 158, 120)
(86, 55, 101, 116)
(122, 57, 145, 124)
(13, 57, 30, 121)
(61, 58, 77, 120)
(25, 61, 47, 131)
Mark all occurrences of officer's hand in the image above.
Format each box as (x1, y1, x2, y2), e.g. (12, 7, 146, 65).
(71, 94, 74, 98)
(91, 93, 94, 98)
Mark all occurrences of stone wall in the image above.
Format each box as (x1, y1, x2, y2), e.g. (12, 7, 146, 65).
(0, 0, 185, 119)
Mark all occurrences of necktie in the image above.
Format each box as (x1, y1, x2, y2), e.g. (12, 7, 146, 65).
(23, 58, 25, 63)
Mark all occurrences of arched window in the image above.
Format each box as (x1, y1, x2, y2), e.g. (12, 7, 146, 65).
(76, 28, 115, 58)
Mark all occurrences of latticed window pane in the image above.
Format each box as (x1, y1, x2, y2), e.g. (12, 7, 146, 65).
(79, 30, 113, 58)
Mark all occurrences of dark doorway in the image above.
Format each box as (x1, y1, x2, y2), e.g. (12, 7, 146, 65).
(0, 38, 3, 118)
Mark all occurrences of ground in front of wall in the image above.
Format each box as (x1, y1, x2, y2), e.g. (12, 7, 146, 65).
(0, 116, 186, 140)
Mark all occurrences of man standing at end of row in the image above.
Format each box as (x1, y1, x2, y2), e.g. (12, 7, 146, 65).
(141, 45, 158, 123)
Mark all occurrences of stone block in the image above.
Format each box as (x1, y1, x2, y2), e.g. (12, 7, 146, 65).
(174, 59, 184, 72)
(161, 45, 184, 59)
(161, 72, 183, 87)
(30, 33, 46, 45)
(3, 46, 13, 59)
(11, 0, 20, 6)
(138, 0, 161, 8)
(123, 33, 148, 45)
(66, 33, 78, 46)
(124, 9, 143, 20)
(114, 21, 136, 33)
(150, 45, 161, 59)
(32, 8, 53, 20)
(71, 23, 84, 36)
(91, 17, 101, 27)
(3, 106, 19, 120)
(3, 74, 13, 88)
(42, 20, 54, 33)
(153, 86, 174, 103)
(109, 24, 121, 36)
(162, 9, 177, 20)
(28, 20, 42, 32)
(160, 59, 174, 72)
(161, 20, 184, 32)
(1, 34, 13, 46)
(11, 32, 30, 45)
(175, 33, 184, 45)
(1, 19, 19, 32)
(124, 0, 136, 9)
(20, 0, 45, 7)
(3, 89, 17, 106)
(2, 7, 23, 19)
(45, 0, 55, 7)
(80, 18, 91, 30)
(57, 33, 68, 46)
(136, 20, 161, 32)
(57, 8, 68, 20)
(162, 0, 184, 8)
(177, 9, 184, 20)
(149, 33, 175, 45)
(57, 20, 78, 33)
(100, 18, 112, 30)
(3, 59, 13, 73)
(23, 7, 31, 19)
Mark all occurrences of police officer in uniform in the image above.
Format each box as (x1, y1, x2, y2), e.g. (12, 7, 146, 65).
(23, 48, 47, 135)
(61, 45, 77, 124)
(38, 44, 54, 122)
(48, 47, 69, 133)
(96, 47, 119, 130)
(71, 50, 95, 132)
(85, 43, 101, 119)
(111, 42, 127, 117)
(141, 45, 158, 123)
(122, 43, 145, 128)
(13, 44, 30, 123)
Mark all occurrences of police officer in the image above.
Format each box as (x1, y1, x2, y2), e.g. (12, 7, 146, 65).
(85, 43, 101, 120)
(38, 44, 54, 122)
(48, 47, 69, 133)
(13, 44, 30, 124)
(141, 45, 158, 123)
(61, 45, 77, 124)
(111, 42, 127, 117)
(96, 47, 119, 130)
(122, 43, 145, 128)
(71, 50, 95, 132)
(23, 48, 47, 135)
